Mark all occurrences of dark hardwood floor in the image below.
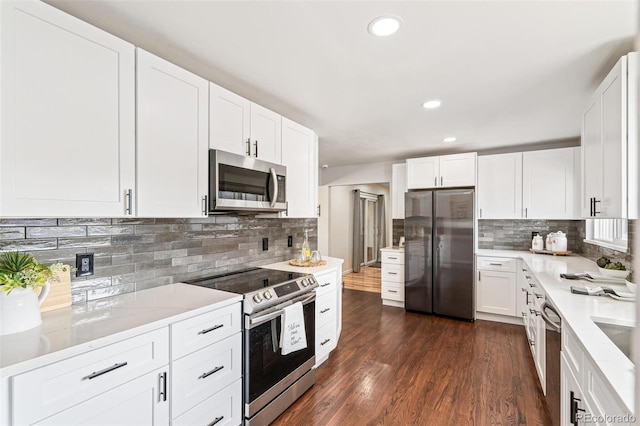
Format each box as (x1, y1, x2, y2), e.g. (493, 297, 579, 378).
(272, 289, 552, 426)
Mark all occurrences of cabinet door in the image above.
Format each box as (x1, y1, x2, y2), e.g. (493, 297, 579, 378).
(523, 147, 578, 219)
(476, 270, 516, 316)
(0, 0, 135, 217)
(477, 153, 522, 219)
(392, 163, 407, 219)
(136, 49, 208, 218)
(406, 157, 439, 189)
(560, 353, 586, 426)
(33, 369, 169, 426)
(600, 55, 627, 218)
(249, 102, 281, 163)
(439, 152, 477, 187)
(581, 96, 603, 218)
(281, 118, 317, 218)
(209, 82, 251, 156)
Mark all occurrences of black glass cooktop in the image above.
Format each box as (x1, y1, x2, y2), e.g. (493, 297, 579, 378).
(185, 268, 307, 295)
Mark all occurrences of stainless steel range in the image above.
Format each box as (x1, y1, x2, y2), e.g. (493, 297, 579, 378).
(186, 268, 318, 426)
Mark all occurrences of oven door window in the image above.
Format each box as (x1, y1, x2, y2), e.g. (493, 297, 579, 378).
(246, 301, 315, 403)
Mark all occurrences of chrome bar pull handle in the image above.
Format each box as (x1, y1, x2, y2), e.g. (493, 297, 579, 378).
(246, 138, 251, 156)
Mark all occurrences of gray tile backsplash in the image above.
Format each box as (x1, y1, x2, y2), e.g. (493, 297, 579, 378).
(478, 219, 583, 251)
(0, 216, 317, 304)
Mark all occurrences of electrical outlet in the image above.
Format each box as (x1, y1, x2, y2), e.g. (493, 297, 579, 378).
(287, 235, 293, 247)
(76, 253, 94, 277)
(262, 238, 268, 251)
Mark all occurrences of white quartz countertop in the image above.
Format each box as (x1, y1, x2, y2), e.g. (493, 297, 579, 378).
(0, 284, 241, 376)
(381, 246, 404, 252)
(476, 249, 635, 412)
(261, 256, 344, 274)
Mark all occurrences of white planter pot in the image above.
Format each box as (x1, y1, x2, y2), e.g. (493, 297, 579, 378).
(0, 283, 50, 335)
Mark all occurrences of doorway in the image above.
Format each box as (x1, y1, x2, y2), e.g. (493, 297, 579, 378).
(360, 194, 379, 267)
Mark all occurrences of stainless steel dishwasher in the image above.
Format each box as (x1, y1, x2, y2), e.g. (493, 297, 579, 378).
(541, 300, 562, 426)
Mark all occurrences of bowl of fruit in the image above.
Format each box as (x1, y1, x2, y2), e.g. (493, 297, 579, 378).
(596, 256, 628, 279)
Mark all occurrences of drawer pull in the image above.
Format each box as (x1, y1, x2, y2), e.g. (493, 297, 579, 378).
(529, 282, 536, 288)
(489, 263, 503, 266)
(321, 338, 331, 346)
(321, 283, 331, 287)
(198, 324, 224, 335)
(208, 416, 224, 426)
(199, 365, 224, 380)
(387, 272, 398, 275)
(534, 293, 543, 299)
(388, 290, 398, 293)
(85, 362, 128, 380)
(320, 308, 331, 314)
(529, 309, 540, 316)
(388, 257, 398, 260)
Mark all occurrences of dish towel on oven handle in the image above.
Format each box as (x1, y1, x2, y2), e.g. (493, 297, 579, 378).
(280, 301, 307, 355)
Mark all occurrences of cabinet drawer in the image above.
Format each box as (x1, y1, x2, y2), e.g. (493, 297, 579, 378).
(315, 270, 337, 296)
(381, 264, 404, 283)
(381, 282, 404, 302)
(171, 303, 241, 360)
(173, 379, 242, 426)
(12, 327, 169, 425)
(381, 251, 404, 265)
(316, 292, 337, 328)
(316, 320, 336, 358)
(172, 333, 242, 419)
(477, 256, 517, 272)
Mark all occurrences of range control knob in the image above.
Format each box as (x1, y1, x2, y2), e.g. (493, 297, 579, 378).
(253, 294, 263, 303)
(300, 279, 308, 287)
(263, 291, 273, 300)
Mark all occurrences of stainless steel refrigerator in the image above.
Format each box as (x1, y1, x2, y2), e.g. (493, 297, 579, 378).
(404, 189, 475, 321)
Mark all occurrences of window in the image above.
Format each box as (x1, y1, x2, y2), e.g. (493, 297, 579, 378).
(585, 218, 628, 251)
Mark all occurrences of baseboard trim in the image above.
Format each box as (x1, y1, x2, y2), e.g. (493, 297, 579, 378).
(475, 311, 525, 326)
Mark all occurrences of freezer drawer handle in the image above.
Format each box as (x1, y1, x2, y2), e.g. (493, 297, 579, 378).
(198, 324, 224, 335)
(208, 416, 224, 426)
(85, 362, 128, 380)
(199, 365, 224, 380)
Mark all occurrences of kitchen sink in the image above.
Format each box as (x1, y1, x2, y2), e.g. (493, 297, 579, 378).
(592, 318, 634, 361)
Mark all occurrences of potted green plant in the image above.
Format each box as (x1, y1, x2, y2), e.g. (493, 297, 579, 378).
(0, 252, 68, 335)
(625, 271, 635, 294)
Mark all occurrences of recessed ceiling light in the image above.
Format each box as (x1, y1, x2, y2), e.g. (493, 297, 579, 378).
(443, 137, 457, 143)
(368, 16, 402, 37)
(422, 99, 442, 109)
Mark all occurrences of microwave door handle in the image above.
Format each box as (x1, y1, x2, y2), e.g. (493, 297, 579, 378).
(269, 167, 278, 208)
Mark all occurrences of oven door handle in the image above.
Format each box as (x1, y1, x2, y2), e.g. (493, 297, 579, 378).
(247, 293, 315, 329)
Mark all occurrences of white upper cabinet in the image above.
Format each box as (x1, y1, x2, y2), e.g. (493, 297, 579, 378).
(406, 153, 476, 189)
(281, 118, 318, 218)
(249, 102, 282, 164)
(391, 163, 408, 219)
(581, 52, 638, 219)
(209, 82, 251, 157)
(477, 153, 523, 219)
(0, 0, 135, 217)
(407, 157, 439, 189)
(522, 147, 579, 219)
(210, 83, 282, 163)
(136, 49, 209, 218)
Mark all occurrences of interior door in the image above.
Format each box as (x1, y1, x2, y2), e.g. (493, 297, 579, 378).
(361, 197, 378, 265)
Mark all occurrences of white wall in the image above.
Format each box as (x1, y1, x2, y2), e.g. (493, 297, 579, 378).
(328, 183, 391, 273)
(320, 161, 393, 186)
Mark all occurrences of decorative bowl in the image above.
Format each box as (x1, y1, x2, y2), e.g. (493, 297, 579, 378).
(625, 279, 637, 294)
(598, 267, 628, 279)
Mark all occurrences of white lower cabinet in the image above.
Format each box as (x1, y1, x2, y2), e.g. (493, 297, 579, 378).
(32, 368, 170, 426)
(314, 268, 340, 367)
(476, 257, 517, 317)
(9, 302, 242, 426)
(380, 249, 405, 307)
(561, 325, 630, 426)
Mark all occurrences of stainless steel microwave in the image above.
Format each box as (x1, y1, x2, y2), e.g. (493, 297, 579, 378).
(209, 150, 287, 213)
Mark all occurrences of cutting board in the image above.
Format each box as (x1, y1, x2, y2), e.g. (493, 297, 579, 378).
(40, 265, 72, 312)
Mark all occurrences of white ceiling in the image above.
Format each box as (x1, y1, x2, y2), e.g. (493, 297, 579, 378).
(46, 0, 637, 167)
